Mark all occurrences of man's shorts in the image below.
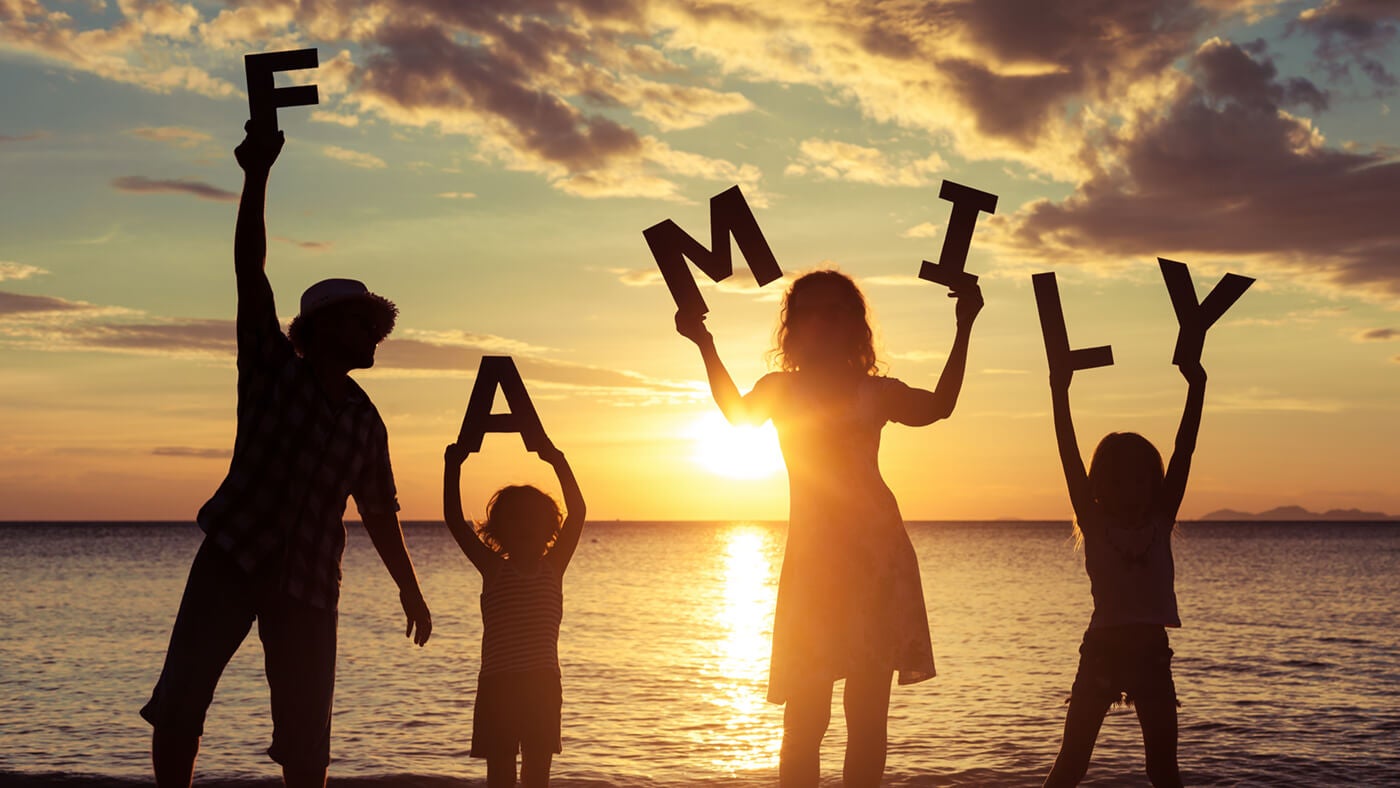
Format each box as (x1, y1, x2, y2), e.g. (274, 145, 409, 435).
(1069, 624, 1178, 708)
(471, 670, 563, 758)
(140, 537, 338, 771)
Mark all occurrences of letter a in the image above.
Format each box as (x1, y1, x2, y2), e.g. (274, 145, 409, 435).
(245, 48, 320, 135)
(643, 185, 782, 316)
(1032, 272, 1114, 376)
(457, 357, 547, 453)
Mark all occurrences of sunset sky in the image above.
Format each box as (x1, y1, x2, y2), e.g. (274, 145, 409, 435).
(1, 0, 1397, 521)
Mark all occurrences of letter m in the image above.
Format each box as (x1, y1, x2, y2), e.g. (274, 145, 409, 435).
(643, 185, 782, 315)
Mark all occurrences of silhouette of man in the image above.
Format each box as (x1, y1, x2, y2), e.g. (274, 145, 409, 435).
(140, 126, 432, 788)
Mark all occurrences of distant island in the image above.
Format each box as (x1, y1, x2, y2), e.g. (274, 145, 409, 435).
(1197, 505, 1398, 521)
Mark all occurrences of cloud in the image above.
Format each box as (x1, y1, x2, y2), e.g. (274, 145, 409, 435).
(1194, 37, 1329, 111)
(273, 236, 333, 252)
(996, 37, 1400, 301)
(153, 446, 233, 459)
(603, 76, 754, 131)
(1292, 0, 1400, 94)
(353, 23, 644, 168)
(437, 191, 477, 199)
(0, 1, 237, 98)
(128, 126, 213, 148)
(1212, 388, 1346, 413)
(785, 139, 947, 187)
(1229, 306, 1348, 326)
(311, 110, 361, 127)
(0, 300, 229, 357)
(901, 222, 941, 239)
(1, 0, 1350, 205)
(111, 176, 237, 202)
(0, 263, 47, 282)
(611, 265, 787, 300)
(397, 329, 556, 357)
(888, 349, 947, 362)
(0, 131, 49, 143)
(0, 288, 693, 398)
(615, 268, 663, 287)
(0, 291, 96, 316)
(322, 145, 387, 169)
(1353, 327, 1399, 341)
(861, 275, 925, 287)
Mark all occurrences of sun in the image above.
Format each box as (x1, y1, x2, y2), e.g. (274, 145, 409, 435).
(687, 412, 786, 480)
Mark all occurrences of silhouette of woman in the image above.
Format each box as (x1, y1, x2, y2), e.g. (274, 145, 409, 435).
(676, 269, 981, 787)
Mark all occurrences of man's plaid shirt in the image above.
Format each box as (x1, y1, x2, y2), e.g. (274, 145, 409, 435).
(198, 293, 399, 610)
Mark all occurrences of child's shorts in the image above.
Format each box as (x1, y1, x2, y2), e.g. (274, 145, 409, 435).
(471, 670, 563, 758)
(1069, 624, 1178, 708)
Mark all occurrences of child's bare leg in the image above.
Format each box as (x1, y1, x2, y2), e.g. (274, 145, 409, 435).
(152, 729, 199, 788)
(841, 668, 893, 788)
(1043, 695, 1113, 787)
(520, 746, 553, 788)
(281, 765, 327, 788)
(486, 755, 516, 788)
(1135, 696, 1182, 788)
(779, 679, 833, 787)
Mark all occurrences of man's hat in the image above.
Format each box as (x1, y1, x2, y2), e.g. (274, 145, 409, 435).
(296, 278, 398, 342)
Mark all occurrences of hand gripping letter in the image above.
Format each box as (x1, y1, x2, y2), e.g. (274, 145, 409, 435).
(1032, 272, 1114, 375)
(245, 48, 320, 135)
(457, 356, 548, 453)
(643, 185, 783, 316)
(919, 180, 998, 290)
(1158, 258, 1254, 366)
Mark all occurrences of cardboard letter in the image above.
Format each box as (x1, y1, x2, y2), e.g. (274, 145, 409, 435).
(643, 185, 782, 315)
(1158, 258, 1254, 366)
(1032, 272, 1114, 374)
(457, 356, 547, 453)
(245, 48, 320, 135)
(919, 180, 998, 290)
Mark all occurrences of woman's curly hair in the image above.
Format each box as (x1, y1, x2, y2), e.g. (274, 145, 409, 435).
(770, 269, 879, 374)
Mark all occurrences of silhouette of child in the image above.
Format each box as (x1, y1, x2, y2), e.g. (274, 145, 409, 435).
(675, 269, 982, 787)
(1041, 355, 1206, 788)
(444, 440, 585, 788)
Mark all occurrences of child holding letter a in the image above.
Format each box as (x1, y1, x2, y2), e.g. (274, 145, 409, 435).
(676, 269, 982, 786)
(444, 438, 585, 788)
(1041, 338, 1207, 788)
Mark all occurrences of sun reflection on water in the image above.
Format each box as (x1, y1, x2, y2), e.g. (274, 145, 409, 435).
(706, 524, 783, 774)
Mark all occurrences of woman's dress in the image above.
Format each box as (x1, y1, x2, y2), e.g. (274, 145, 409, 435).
(760, 371, 937, 703)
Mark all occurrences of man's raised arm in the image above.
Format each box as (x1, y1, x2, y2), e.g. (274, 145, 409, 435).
(232, 126, 284, 330)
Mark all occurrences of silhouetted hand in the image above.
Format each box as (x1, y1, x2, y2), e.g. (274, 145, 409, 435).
(951, 283, 983, 326)
(536, 439, 565, 466)
(444, 442, 472, 467)
(1180, 360, 1207, 386)
(234, 121, 284, 174)
(675, 309, 713, 346)
(401, 588, 432, 646)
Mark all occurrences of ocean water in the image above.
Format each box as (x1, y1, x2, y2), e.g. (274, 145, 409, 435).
(0, 521, 1397, 787)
